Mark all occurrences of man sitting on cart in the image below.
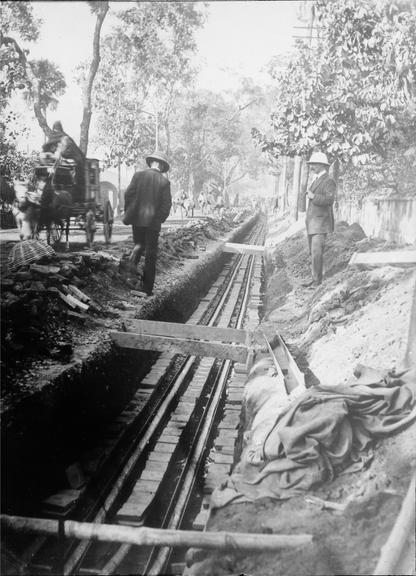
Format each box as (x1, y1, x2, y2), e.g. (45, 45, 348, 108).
(41, 121, 85, 200)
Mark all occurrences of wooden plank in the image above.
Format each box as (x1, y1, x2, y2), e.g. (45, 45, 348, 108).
(274, 331, 306, 393)
(110, 332, 249, 363)
(1, 514, 313, 551)
(123, 319, 249, 344)
(349, 251, 416, 266)
(222, 242, 265, 255)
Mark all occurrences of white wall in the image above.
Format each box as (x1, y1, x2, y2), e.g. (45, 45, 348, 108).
(336, 197, 416, 245)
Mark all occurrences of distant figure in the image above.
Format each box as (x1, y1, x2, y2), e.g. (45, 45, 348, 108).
(198, 191, 208, 214)
(184, 194, 194, 218)
(302, 151, 336, 287)
(84, 202, 97, 248)
(214, 193, 224, 218)
(123, 151, 172, 296)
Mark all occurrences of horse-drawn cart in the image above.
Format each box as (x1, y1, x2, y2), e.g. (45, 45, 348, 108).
(32, 155, 113, 246)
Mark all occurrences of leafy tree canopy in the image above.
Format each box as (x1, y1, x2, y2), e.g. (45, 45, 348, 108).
(255, 0, 416, 167)
(89, 1, 206, 167)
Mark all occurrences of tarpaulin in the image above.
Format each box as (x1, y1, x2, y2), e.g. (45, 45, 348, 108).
(211, 365, 416, 509)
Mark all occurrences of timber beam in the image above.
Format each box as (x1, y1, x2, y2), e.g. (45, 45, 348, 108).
(349, 251, 416, 267)
(110, 332, 250, 363)
(222, 242, 265, 255)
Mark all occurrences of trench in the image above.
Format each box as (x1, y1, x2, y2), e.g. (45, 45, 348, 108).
(1, 214, 259, 518)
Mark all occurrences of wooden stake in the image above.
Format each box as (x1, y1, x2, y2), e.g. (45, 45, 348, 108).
(373, 474, 415, 575)
(1, 515, 313, 552)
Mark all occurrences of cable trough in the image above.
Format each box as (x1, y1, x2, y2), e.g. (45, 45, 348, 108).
(2, 219, 312, 575)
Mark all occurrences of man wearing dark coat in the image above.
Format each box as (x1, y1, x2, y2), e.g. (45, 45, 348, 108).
(123, 151, 172, 296)
(303, 152, 336, 287)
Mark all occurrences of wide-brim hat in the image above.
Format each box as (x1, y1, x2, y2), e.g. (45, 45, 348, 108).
(146, 151, 170, 173)
(307, 152, 330, 166)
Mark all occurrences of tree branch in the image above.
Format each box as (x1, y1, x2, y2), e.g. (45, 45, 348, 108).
(1, 35, 52, 137)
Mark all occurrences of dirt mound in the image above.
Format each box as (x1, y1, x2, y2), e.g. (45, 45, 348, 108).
(1, 213, 247, 396)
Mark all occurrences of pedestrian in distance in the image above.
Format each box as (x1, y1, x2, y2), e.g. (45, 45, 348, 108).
(123, 151, 172, 297)
(84, 202, 97, 249)
(302, 151, 336, 287)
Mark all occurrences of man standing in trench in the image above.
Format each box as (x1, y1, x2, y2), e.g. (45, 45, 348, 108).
(123, 151, 172, 296)
(303, 151, 336, 287)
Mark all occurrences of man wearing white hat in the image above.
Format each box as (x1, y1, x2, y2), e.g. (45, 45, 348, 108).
(123, 151, 172, 296)
(303, 151, 336, 287)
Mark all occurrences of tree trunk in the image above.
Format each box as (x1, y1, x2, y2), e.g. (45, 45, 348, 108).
(299, 158, 309, 213)
(2, 36, 53, 139)
(79, 2, 109, 155)
(278, 156, 288, 210)
(291, 155, 302, 221)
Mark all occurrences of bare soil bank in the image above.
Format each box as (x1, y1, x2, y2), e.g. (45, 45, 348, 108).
(189, 220, 416, 576)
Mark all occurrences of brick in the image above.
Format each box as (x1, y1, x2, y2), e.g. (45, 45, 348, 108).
(159, 434, 180, 444)
(134, 479, 159, 492)
(154, 442, 176, 453)
(212, 453, 234, 464)
(43, 489, 81, 511)
(192, 509, 210, 531)
(141, 469, 165, 482)
(148, 451, 172, 463)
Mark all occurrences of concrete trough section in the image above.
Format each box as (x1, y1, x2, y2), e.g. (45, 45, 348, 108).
(1, 214, 259, 514)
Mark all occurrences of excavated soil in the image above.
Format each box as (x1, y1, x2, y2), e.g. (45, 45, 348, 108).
(186, 219, 416, 576)
(1, 214, 247, 404)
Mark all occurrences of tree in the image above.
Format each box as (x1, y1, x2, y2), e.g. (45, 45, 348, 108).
(0, 1, 66, 137)
(79, 0, 109, 155)
(89, 1, 206, 168)
(168, 82, 272, 203)
(255, 0, 416, 172)
(23, 59, 66, 120)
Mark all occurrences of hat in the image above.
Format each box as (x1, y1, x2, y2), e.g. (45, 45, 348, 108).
(307, 152, 330, 166)
(146, 151, 170, 173)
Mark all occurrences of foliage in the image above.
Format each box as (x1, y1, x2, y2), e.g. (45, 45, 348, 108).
(89, 1, 206, 167)
(0, 1, 41, 109)
(168, 82, 271, 200)
(0, 0, 66, 138)
(255, 0, 416, 169)
(0, 1, 41, 42)
(0, 112, 37, 180)
(23, 59, 66, 114)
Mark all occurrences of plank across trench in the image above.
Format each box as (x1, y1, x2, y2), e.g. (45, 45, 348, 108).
(111, 320, 250, 362)
(122, 319, 250, 344)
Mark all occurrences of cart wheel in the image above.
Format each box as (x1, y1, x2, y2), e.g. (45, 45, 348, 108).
(45, 222, 62, 245)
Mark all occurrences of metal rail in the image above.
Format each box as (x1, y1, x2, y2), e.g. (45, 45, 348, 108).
(25, 219, 266, 575)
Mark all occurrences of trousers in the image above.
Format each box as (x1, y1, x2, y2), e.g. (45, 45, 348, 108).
(308, 233, 326, 284)
(131, 226, 160, 295)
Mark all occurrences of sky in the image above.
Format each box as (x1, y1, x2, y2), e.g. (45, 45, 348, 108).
(18, 1, 301, 153)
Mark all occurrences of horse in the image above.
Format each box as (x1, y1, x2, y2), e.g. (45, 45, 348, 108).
(11, 202, 40, 240)
(40, 186, 73, 247)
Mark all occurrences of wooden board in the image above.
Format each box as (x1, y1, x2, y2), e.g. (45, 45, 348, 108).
(123, 319, 249, 344)
(274, 332, 305, 394)
(349, 251, 416, 266)
(223, 242, 265, 255)
(110, 331, 249, 362)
